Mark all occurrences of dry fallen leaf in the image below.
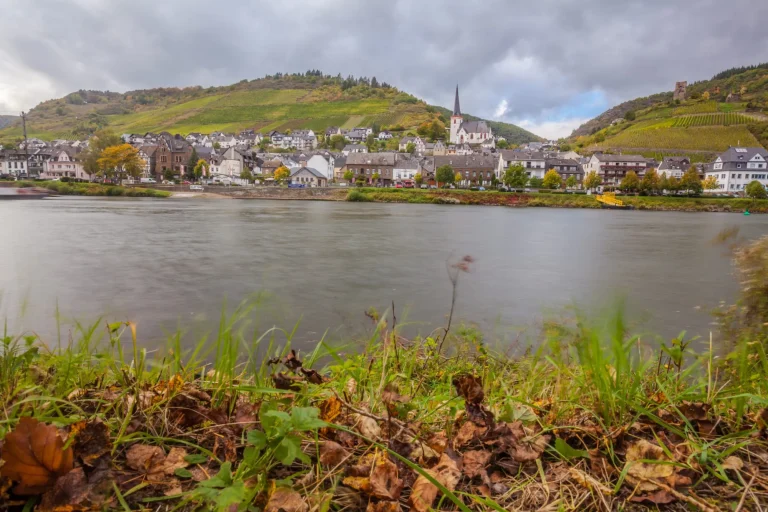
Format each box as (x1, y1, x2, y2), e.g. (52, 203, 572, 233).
(345, 378, 357, 397)
(0, 417, 74, 495)
(161, 447, 189, 475)
(409, 452, 462, 512)
(283, 350, 303, 371)
(125, 444, 188, 483)
(319, 441, 349, 467)
(452, 374, 484, 404)
(679, 401, 710, 422)
(630, 489, 677, 505)
(624, 439, 675, 492)
(511, 434, 550, 462)
(366, 501, 402, 512)
(369, 456, 403, 501)
(453, 421, 486, 448)
(125, 444, 165, 475)
(462, 450, 491, 478)
(70, 419, 111, 466)
(353, 413, 382, 440)
(722, 456, 743, 471)
(265, 487, 309, 512)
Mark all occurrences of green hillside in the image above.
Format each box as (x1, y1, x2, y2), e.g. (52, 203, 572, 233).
(569, 64, 768, 159)
(0, 115, 17, 130)
(0, 73, 540, 144)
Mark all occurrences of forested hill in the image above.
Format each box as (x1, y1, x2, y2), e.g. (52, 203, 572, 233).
(0, 72, 541, 144)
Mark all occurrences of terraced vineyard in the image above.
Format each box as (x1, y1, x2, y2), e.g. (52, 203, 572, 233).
(601, 126, 759, 151)
(671, 113, 755, 127)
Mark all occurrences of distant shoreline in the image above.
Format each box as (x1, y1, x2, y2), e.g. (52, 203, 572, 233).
(164, 186, 768, 213)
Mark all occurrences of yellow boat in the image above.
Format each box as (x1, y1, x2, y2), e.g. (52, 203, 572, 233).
(595, 192, 633, 210)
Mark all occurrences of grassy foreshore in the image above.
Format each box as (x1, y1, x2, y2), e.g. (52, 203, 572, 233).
(13, 180, 171, 197)
(346, 187, 768, 212)
(2, 238, 768, 511)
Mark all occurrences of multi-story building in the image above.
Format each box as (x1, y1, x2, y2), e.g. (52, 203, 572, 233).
(155, 134, 193, 177)
(705, 147, 768, 192)
(345, 152, 396, 185)
(435, 154, 496, 186)
(545, 158, 584, 184)
(496, 150, 547, 180)
(41, 148, 90, 181)
(584, 153, 649, 187)
(0, 150, 30, 177)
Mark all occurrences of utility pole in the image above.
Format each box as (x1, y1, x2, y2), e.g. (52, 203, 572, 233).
(21, 111, 29, 179)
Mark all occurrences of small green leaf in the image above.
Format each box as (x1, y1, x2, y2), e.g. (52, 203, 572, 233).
(247, 429, 268, 449)
(214, 481, 247, 509)
(275, 434, 302, 466)
(553, 438, 589, 461)
(108, 321, 124, 333)
(261, 409, 291, 436)
(175, 468, 193, 478)
(184, 454, 208, 464)
(199, 462, 233, 488)
(291, 407, 326, 431)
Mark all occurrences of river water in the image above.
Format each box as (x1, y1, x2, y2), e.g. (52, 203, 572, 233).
(1, 197, 765, 350)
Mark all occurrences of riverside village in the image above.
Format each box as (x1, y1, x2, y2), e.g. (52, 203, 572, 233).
(2, 84, 767, 201)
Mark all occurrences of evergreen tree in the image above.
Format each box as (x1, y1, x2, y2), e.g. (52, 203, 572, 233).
(186, 148, 199, 179)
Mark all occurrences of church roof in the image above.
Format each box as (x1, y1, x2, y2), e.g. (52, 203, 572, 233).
(458, 120, 491, 134)
(453, 85, 461, 116)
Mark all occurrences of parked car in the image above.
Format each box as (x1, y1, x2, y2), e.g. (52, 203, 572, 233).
(478, 187, 486, 191)
(182, 181, 191, 185)
(140, 178, 157, 184)
(420, 184, 428, 189)
(288, 183, 305, 188)
(189, 184, 204, 191)
(395, 183, 403, 188)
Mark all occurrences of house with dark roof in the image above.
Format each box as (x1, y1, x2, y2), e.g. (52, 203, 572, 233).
(289, 166, 328, 187)
(342, 144, 367, 156)
(705, 147, 768, 192)
(40, 148, 90, 181)
(657, 157, 691, 179)
(545, 158, 584, 184)
(155, 134, 193, 177)
(496, 150, 548, 179)
(435, 154, 496, 186)
(345, 152, 397, 185)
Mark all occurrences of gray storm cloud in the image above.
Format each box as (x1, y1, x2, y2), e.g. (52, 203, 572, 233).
(1, 0, 767, 137)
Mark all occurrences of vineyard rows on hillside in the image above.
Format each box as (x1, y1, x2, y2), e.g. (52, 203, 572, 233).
(672, 113, 754, 127)
(597, 126, 759, 151)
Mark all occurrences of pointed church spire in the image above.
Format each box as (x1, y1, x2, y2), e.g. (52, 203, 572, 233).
(453, 84, 461, 116)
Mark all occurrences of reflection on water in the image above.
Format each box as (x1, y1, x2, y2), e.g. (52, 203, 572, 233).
(1, 197, 765, 350)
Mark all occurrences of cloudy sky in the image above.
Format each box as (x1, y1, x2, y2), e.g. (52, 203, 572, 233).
(1, 0, 767, 139)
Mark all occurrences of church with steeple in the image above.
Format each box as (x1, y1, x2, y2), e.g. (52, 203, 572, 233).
(449, 85, 493, 145)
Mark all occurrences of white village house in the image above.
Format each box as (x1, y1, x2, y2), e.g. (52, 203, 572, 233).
(705, 147, 768, 192)
(40, 148, 91, 181)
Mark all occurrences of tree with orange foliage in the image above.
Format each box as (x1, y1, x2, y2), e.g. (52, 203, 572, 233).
(97, 144, 143, 184)
(274, 166, 290, 183)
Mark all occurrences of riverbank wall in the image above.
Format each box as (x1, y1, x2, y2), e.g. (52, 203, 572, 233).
(137, 184, 768, 212)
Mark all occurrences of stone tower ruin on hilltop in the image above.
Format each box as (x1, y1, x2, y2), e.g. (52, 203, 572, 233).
(673, 81, 687, 101)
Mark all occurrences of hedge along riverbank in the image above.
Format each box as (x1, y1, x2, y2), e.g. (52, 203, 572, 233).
(15, 180, 171, 197)
(346, 187, 768, 212)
